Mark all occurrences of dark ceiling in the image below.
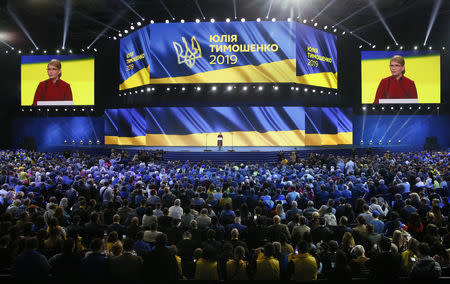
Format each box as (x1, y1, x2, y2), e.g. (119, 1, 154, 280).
(0, 0, 448, 51)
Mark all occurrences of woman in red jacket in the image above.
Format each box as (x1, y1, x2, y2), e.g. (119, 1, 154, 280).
(373, 55, 418, 104)
(32, 59, 73, 106)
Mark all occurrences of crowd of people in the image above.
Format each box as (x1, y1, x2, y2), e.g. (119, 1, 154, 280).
(0, 148, 448, 282)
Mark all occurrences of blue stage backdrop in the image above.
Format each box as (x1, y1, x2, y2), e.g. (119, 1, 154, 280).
(11, 116, 104, 151)
(104, 107, 353, 147)
(353, 114, 450, 149)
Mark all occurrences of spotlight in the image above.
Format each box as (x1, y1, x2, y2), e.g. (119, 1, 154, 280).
(381, 106, 385, 110)
(64, 140, 67, 144)
(195, 19, 200, 23)
(210, 18, 215, 23)
(181, 19, 185, 23)
(146, 87, 150, 92)
(226, 18, 230, 23)
(227, 85, 232, 91)
(400, 106, 403, 110)
(304, 88, 308, 92)
(391, 106, 394, 110)
(118, 33, 122, 37)
(137, 21, 141, 26)
(303, 19, 307, 23)
(56, 49, 59, 53)
(274, 86, 278, 90)
(80, 140, 84, 145)
(360, 140, 363, 144)
(387, 46, 390, 50)
(243, 86, 248, 91)
(427, 106, 431, 110)
(43, 50, 47, 54)
(378, 140, 382, 145)
(388, 140, 391, 145)
(130, 26, 134, 30)
(88, 140, 93, 145)
(287, 18, 291, 22)
(150, 20, 155, 24)
(333, 29, 337, 32)
(241, 18, 245, 22)
(313, 22, 317, 26)
(295, 87, 299, 91)
(398, 140, 401, 144)
(312, 89, 316, 93)
(165, 20, 169, 24)
(437, 106, 440, 110)
(96, 140, 100, 145)
(272, 18, 276, 22)
(359, 45, 362, 49)
(90, 108, 94, 112)
(212, 86, 217, 91)
(196, 86, 201, 91)
(124, 29, 128, 34)
(72, 140, 76, 145)
(362, 106, 366, 110)
(258, 86, 263, 91)
(372, 107, 375, 110)
(442, 47, 446, 50)
(291, 86, 294, 90)
(93, 48, 97, 52)
(342, 31, 346, 35)
(324, 26, 328, 29)
(372, 45, 376, 49)
(320, 90, 323, 94)
(400, 46, 403, 49)
(409, 106, 412, 110)
(256, 18, 261, 22)
(181, 87, 185, 91)
(31, 50, 34, 54)
(166, 87, 170, 91)
(369, 140, 373, 145)
(428, 46, 432, 50)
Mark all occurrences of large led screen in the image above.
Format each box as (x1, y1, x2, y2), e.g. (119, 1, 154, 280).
(119, 21, 337, 90)
(21, 55, 95, 106)
(361, 50, 440, 104)
(104, 107, 352, 147)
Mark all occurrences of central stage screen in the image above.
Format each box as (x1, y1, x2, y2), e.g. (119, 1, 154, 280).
(104, 107, 352, 147)
(119, 21, 337, 90)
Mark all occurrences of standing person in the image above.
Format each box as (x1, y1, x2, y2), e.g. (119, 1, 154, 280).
(217, 132, 223, 151)
(373, 55, 418, 104)
(32, 59, 73, 106)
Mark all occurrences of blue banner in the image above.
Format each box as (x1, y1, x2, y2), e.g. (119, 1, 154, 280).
(296, 23, 338, 88)
(119, 21, 338, 90)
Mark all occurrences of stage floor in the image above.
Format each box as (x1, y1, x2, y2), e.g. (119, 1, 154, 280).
(44, 144, 423, 153)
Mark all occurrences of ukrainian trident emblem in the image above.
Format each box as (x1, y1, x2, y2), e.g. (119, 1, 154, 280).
(173, 36, 202, 68)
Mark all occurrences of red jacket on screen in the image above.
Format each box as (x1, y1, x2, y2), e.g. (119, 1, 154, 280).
(373, 75, 418, 104)
(32, 78, 73, 106)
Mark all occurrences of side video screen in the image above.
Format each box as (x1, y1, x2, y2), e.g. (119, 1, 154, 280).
(21, 55, 95, 106)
